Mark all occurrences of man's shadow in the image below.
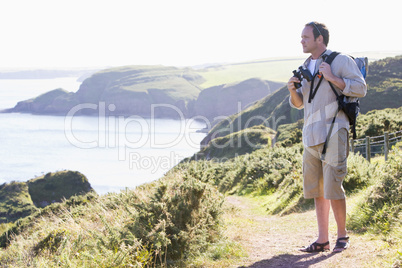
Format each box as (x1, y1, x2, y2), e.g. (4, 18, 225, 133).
(239, 251, 336, 268)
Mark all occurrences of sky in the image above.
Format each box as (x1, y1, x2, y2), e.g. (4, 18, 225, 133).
(1, 0, 401, 70)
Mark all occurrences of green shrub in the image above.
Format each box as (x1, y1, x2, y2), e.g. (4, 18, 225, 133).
(125, 175, 224, 261)
(179, 145, 303, 197)
(183, 143, 386, 216)
(0, 191, 97, 248)
(355, 107, 402, 139)
(275, 119, 304, 147)
(33, 229, 69, 255)
(343, 152, 376, 193)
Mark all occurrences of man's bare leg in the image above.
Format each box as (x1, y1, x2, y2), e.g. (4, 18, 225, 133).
(331, 198, 349, 252)
(315, 196, 331, 249)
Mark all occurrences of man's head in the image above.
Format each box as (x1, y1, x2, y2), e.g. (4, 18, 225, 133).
(301, 22, 329, 56)
(306, 22, 329, 46)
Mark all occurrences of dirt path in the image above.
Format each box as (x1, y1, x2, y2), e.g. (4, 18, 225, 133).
(223, 195, 395, 268)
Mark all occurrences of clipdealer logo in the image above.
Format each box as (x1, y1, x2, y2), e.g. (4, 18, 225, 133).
(64, 102, 201, 161)
(63, 101, 288, 168)
(128, 151, 184, 174)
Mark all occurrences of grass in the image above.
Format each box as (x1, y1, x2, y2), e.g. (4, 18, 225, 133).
(85, 65, 204, 100)
(346, 150, 402, 235)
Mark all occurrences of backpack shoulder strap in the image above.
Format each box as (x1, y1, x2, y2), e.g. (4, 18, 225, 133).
(324, 51, 340, 65)
(320, 51, 341, 159)
(325, 51, 341, 98)
(308, 52, 339, 103)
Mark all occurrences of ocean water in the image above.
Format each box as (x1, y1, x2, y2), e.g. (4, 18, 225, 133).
(0, 78, 206, 194)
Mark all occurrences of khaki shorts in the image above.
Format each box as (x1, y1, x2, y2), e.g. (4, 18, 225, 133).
(303, 128, 349, 200)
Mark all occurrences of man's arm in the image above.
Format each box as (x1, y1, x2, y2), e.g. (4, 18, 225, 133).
(319, 56, 367, 97)
(287, 76, 304, 108)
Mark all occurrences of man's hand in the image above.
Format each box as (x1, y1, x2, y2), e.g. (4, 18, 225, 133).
(287, 76, 300, 92)
(287, 76, 303, 108)
(318, 62, 334, 81)
(319, 62, 346, 90)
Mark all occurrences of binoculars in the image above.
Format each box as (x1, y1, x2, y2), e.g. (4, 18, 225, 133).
(292, 66, 313, 88)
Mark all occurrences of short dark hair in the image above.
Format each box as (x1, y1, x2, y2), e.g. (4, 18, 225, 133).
(306, 21, 329, 46)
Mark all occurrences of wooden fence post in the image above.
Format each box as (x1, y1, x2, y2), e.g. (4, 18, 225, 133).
(350, 138, 354, 153)
(366, 136, 371, 162)
(384, 132, 389, 161)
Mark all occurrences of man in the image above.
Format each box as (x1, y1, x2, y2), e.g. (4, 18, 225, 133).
(287, 22, 366, 253)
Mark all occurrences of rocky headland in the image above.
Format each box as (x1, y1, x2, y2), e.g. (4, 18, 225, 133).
(3, 65, 284, 122)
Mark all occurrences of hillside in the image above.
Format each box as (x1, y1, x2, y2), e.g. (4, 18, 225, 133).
(360, 55, 402, 113)
(200, 85, 303, 147)
(193, 78, 283, 122)
(192, 125, 276, 160)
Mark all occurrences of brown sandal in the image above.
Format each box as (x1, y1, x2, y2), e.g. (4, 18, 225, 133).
(299, 241, 330, 253)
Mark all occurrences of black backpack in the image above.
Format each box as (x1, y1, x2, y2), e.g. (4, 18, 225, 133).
(320, 52, 368, 158)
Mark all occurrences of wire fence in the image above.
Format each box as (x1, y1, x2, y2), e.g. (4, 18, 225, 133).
(351, 130, 402, 161)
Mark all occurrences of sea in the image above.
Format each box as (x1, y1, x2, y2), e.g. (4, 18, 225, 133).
(0, 77, 206, 194)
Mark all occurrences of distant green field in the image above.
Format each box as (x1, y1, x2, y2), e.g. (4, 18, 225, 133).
(196, 51, 402, 88)
(196, 58, 304, 88)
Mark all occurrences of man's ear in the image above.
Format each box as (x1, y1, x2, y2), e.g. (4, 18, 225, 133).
(318, 35, 324, 44)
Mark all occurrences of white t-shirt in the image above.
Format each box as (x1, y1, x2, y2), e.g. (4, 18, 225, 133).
(308, 59, 317, 75)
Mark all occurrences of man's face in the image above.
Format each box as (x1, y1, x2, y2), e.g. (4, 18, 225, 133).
(301, 26, 317, 54)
